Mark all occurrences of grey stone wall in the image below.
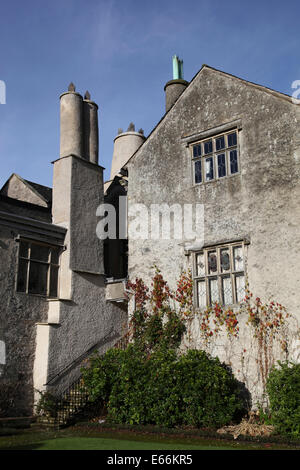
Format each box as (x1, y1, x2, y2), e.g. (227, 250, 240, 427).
(126, 66, 300, 401)
(0, 225, 48, 416)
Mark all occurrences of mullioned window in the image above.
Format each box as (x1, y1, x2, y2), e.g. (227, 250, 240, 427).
(16, 239, 60, 298)
(194, 241, 245, 307)
(192, 130, 239, 184)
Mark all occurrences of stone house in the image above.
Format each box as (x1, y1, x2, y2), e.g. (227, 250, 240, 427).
(123, 62, 300, 402)
(1, 60, 300, 416)
(0, 86, 128, 416)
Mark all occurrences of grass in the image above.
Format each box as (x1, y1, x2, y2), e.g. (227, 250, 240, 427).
(0, 425, 299, 451)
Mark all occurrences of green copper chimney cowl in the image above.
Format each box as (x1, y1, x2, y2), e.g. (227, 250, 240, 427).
(172, 55, 184, 80)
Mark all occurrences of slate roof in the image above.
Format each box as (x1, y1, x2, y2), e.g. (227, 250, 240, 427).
(23, 179, 52, 204)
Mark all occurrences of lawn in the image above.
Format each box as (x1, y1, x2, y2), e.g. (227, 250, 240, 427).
(0, 425, 298, 451)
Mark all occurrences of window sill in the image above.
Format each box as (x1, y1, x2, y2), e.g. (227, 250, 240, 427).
(194, 303, 243, 311)
(16, 292, 71, 301)
(192, 172, 241, 188)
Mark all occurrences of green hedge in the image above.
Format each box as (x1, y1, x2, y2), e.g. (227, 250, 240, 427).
(266, 361, 300, 437)
(82, 346, 245, 428)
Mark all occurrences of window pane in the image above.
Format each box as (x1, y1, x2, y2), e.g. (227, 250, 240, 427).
(235, 274, 245, 303)
(197, 280, 206, 308)
(194, 160, 202, 184)
(204, 140, 213, 154)
(196, 253, 205, 277)
(19, 241, 29, 258)
(208, 251, 217, 274)
(222, 276, 233, 305)
(28, 262, 48, 295)
(227, 132, 237, 147)
(51, 247, 60, 265)
(230, 150, 238, 174)
(233, 246, 243, 271)
(220, 248, 230, 272)
(205, 157, 214, 181)
(217, 153, 226, 178)
(30, 244, 50, 262)
(17, 258, 28, 292)
(209, 278, 219, 304)
(193, 144, 201, 158)
(49, 265, 59, 298)
(215, 136, 225, 151)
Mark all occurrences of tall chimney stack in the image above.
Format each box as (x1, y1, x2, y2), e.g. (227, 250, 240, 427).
(53, 83, 104, 292)
(83, 91, 99, 164)
(164, 55, 189, 113)
(60, 83, 84, 158)
(60, 84, 99, 164)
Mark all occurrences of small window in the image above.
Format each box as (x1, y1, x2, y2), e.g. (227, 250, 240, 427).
(192, 130, 239, 184)
(193, 144, 201, 158)
(205, 157, 214, 181)
(194, 242, 246, 307)
(230, 149, 238, 174)
(227, 132, 237, 147)
(204, 140, 213, 154)
(16, 240, 60, 298)
(217, 153, 226, 178)
(216, 135, 225, 151)
(194, 160, 202, 184)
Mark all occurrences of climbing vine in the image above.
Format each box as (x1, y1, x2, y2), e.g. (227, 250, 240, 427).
(243, 285, 291, 389)
(126, 268, 299, 400)
(126, 267, 188, 353)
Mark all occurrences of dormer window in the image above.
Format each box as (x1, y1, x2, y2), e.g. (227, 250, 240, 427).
(192, 130, 239, 185)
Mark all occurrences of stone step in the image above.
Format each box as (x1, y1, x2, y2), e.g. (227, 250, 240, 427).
(37, 378, 90, 426)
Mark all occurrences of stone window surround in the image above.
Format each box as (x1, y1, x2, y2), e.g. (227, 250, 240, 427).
(181, 118, 242, 186)
(193, 239, 247, 308)
(15, 236, 63, 299)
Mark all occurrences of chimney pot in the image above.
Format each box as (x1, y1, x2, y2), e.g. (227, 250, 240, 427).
(164, 56, 188, 112)
(68, 82, 76, 92)
(127, 122, 135, 132)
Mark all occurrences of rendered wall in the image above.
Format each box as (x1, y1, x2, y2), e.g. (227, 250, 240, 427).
(41, 154, 127, 397)
(0, 214, 65, 416)
(126, 66, 300, 403)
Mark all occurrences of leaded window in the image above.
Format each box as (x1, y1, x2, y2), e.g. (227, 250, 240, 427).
(192, 130, 239, 184)
(194, 242, 246, 307)
(16, 239, 60, 297)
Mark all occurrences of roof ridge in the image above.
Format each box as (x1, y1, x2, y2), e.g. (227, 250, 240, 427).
(24, 178, 52, 190)
(122, 64, 295, 169)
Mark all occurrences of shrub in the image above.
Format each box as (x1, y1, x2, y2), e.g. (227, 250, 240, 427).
(107, 345, 152, 425)
(82, 346, 245, 428)
(81, 348, 126, 404)
(35, 391, 61, 418)
(81, 269, 246, 428)
(176, 350, 244, 427)
(266, 361, 300, 437)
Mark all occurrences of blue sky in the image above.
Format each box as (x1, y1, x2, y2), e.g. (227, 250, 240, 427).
(1, 0, 300, 188)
